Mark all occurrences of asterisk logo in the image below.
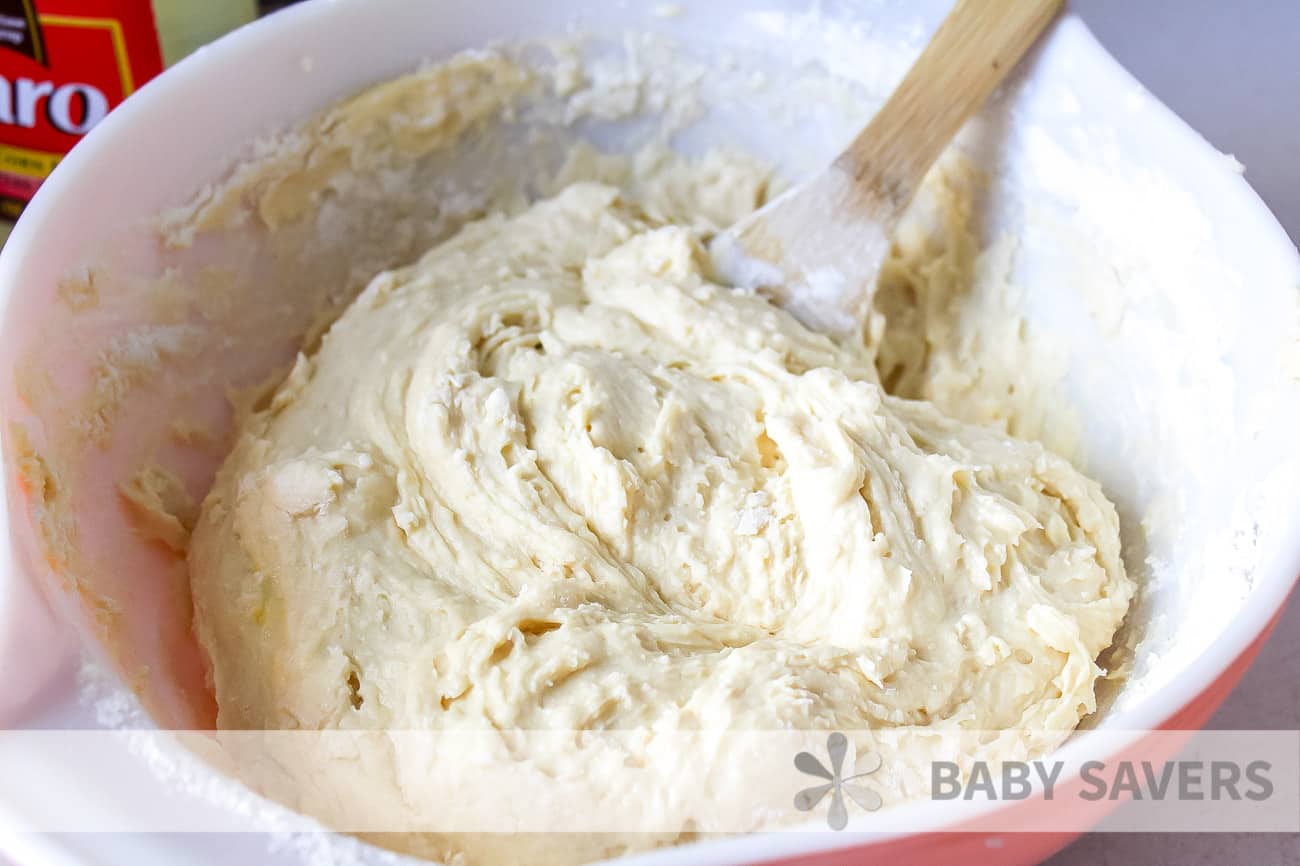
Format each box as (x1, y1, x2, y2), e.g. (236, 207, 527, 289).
(794, 732, 883, 829)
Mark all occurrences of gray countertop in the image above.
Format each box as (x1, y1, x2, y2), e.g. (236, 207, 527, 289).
(1049, 2, 1299, 864)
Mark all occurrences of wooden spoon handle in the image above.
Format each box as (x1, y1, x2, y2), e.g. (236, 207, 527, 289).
(838, 0, 1063, 215)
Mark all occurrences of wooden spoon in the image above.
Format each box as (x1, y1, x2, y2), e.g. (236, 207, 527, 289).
(712, 0, 1063, 337)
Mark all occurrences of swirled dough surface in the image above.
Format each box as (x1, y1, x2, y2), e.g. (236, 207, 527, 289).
(190, 179, 1132, 865)
(192, 179, 1132, 734)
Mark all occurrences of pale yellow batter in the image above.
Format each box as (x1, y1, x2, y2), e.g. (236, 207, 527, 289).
(192, 176, 1132, 742)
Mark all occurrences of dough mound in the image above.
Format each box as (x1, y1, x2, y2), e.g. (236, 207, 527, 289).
(191, 181, 1131, 737)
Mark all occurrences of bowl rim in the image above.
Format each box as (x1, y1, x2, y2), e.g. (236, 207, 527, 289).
(0, 1, 1298, 863)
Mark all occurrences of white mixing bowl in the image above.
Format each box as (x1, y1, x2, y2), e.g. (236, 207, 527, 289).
(1, 1, 1298, 865)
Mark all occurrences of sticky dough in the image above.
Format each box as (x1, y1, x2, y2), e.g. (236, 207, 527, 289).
(191, 178, 1132, 748)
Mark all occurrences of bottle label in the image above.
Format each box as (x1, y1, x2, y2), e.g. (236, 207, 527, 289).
(0, 0, 164, 218)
